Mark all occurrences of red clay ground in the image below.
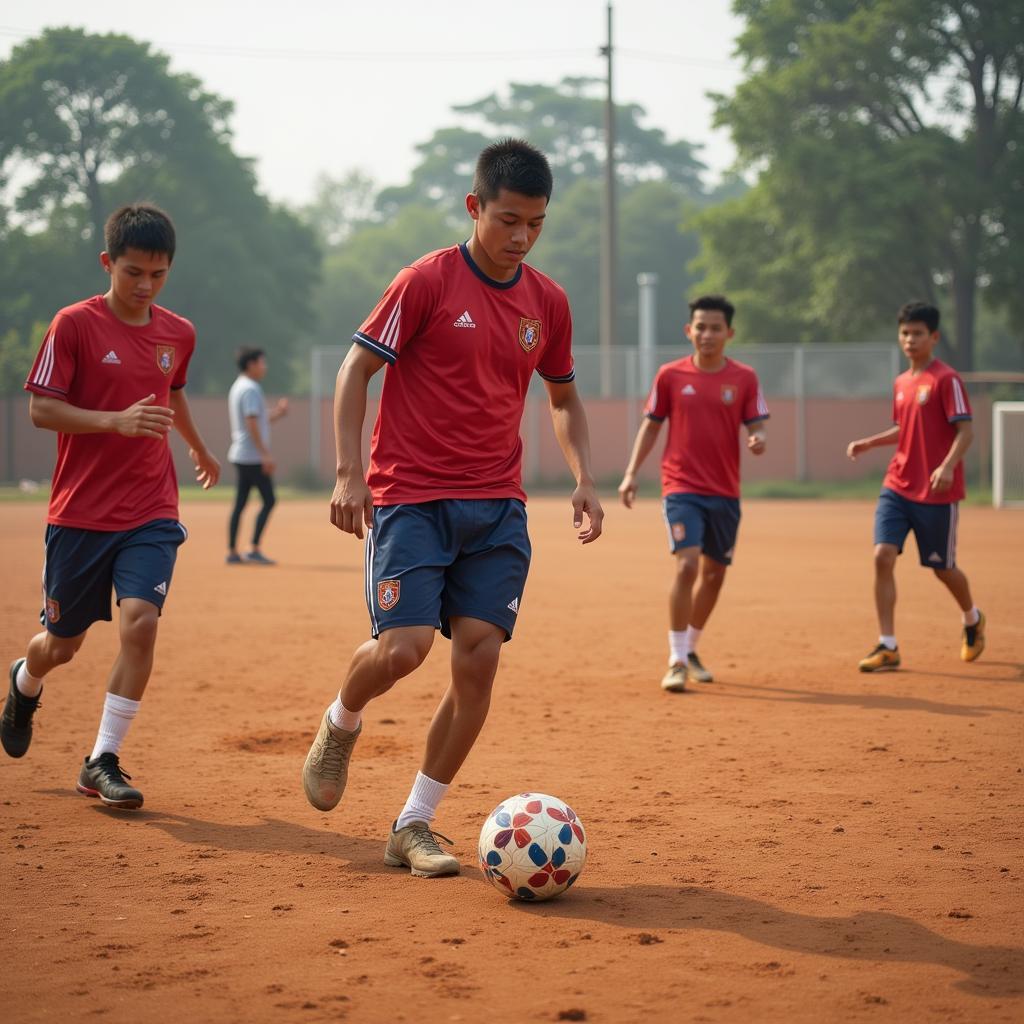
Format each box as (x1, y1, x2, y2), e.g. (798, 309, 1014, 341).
(2, 497, 1022, 1023)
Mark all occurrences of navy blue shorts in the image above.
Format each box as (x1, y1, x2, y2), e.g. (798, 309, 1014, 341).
(365, 499, 531, 641)
(40, 518, 188, 637)
(662, 493, 741, 565)
(874, 488, 958, 569)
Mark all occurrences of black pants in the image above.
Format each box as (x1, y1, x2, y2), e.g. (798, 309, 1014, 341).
(229, 463, 276, 549)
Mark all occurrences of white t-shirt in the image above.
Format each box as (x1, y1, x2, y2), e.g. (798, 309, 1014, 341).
(227, 374, 269, 465)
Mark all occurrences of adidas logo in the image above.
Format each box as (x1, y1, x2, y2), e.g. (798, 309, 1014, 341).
(507, 597, 519, 614)
(681, 384, 696, 395)
(927, 552, 943, 564)
(153, 581, 168, 595)
(453, 310, 476, 328)
(101, 350, 121, 364)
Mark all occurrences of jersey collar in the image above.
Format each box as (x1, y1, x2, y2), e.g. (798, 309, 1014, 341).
(458, 242, 522, 290)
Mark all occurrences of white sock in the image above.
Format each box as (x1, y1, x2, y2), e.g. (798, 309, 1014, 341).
(685, 625, 703, 654)
(879, 635, 897, 650)
(395, 771, 449, 830)
(328, 696, 361, 733)
(668, 630, 688, 666)
(89, 693, 140, 761)
(962, 606, 980, 626)
(15, 661, 43, 698)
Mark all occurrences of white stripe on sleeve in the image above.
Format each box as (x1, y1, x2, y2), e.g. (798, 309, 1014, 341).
(378, 301, 402, 351)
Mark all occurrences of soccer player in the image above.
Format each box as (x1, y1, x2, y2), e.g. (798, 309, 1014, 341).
(618, 295, 768, 693)
(847, 301, 983, 671)
(226, 346, 288, 565)
(301, 138, 603, 877)
(1, 204, 221, 808)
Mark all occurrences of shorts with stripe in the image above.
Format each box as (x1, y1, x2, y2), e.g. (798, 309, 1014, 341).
(873, 488, 958, 569)
(662, 492, 741, 565)
(40, 518, 188, 637)
(364, 499, 531, 642)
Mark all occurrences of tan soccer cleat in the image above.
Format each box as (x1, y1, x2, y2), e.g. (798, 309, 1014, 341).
(302, 709, 361, 811)
(383, 821, 460, 877)
(961, 611, 986, 662)
(858, 644, 901, 672)
(660, 663, 688, 693)
(686, 652, 714, 683)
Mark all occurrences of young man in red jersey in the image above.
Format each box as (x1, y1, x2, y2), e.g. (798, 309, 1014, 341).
(302, 139, 603, 877)
(847, 301, 983, 671)
(1, 204, 220, 808)
(618, 295, 768, 693)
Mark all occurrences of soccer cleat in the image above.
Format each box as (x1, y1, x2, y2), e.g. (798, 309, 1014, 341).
(225, 552, 243, 564)
(961, 611, 986, 662)
(2, 659, 42, 758)
(383, 820, 460, 877)
(858, 644, 901, 673)
(76, 753, 144, 809)
(242, 551, 276, 565)
(686, 651, 714, 683)
(660, 663, 688, 693)
(302, 710, 361, 811)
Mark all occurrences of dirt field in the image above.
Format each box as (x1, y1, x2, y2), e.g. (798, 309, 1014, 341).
(2, 497, 1021, 1023)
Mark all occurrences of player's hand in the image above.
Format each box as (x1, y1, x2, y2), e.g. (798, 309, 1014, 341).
(261, 454, 277, 475)
(747, 432, 766, 455)
(190, 447, 220, 489)
(330, 472, 374, 538)
(847, 439, 870, 460)
(571, 481, 604, 544)
(930, 463, 954, 492)
(115, 394, 174, 439)
(617, 473, 638, 509)
(275, 398, 289, 417)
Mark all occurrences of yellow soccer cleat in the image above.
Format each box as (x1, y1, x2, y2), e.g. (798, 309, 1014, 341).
(858, 643, 901, 673)
(660, 663, 688, 693)
(961, 611, 986, 662)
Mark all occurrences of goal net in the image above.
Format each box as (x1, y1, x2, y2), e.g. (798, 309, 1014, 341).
(993, 402, 1024, 508)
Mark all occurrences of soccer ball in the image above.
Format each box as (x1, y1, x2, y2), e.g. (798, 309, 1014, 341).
(478, 792, 587, 901)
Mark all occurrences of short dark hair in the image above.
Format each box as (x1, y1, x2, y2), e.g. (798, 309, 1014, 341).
(473, 138, 553, 205)
(236, 346, 265, 372)
(688, 294, 735, 327)
(104, 204, 176, 262)
(897, 301, 940, 332)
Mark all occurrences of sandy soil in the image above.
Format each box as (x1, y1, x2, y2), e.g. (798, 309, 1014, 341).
(1, 497, 1022, 1023)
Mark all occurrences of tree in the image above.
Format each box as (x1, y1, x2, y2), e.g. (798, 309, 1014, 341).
(702, 0, 1024, 367)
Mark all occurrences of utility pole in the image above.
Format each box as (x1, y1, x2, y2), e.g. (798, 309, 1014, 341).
(599, 1, 616, 397)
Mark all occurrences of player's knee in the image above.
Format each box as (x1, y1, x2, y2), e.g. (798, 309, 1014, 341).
(377, 638, 429, 680)
(675, 556, 699, 582)
(873, 546, 897, 573)
(121, 605, 160, 650)
(44, 635, 82, 666)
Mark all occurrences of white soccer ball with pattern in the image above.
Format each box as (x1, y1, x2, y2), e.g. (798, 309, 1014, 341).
(478, 792, 587, 901)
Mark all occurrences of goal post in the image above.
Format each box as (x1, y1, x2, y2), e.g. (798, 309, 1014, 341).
(992, 401, 1024, 509)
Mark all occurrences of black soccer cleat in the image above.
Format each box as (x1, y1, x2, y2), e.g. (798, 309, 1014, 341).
(76, 753, 144, 809)
(2, 658, 42, 758)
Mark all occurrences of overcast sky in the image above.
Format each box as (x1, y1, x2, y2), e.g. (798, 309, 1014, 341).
(0, 1, 745, 206)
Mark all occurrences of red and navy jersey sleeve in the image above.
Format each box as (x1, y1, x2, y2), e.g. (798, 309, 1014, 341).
(941, 370, 972, 422)
(24, 313, 78, 399)
(644, 365, 671, 421)
(536, 293, 575, 383)
(353, 267, 433, 366)
(742, 370, 770, 425)
(171, 324, 195, 391)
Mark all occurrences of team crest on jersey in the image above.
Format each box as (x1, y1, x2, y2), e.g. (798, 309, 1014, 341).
(156, 345, 175, 375)
(671, 522, 686, 542)
(377, 579, 400, 610)
(916, 384, 932, 405)
(518, 317, 541, 353)
(721, 384, 737, 405)
(45, 596, 61, 623)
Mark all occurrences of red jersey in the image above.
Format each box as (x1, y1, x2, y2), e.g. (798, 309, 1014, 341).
(645, 355, 769, 499)
(24, 295, 195, 531)
(882, 358, 972, 504)
(354, 244, 575, 505)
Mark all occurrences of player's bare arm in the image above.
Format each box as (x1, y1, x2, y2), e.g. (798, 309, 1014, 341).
(930, 419, 973, 493)
(269, 397, 289, 422)
(618, 417, 663, 508)
(29, 392, 174, 439)
(245, 413, 275, 474)
(331, 343, 385, 538)
(847, 425, 900, 460)
(746, 421, 768, 455)
(168, 389, 221, 489)
(544, 379, 604, 544)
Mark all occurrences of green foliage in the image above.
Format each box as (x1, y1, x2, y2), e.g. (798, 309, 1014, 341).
(0, 321, 45, 396)
(698, 0, 1024, 367)
(0, 28, 319, 394)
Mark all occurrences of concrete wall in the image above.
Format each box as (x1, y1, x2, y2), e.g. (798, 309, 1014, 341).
(1, 393, 992, 490)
